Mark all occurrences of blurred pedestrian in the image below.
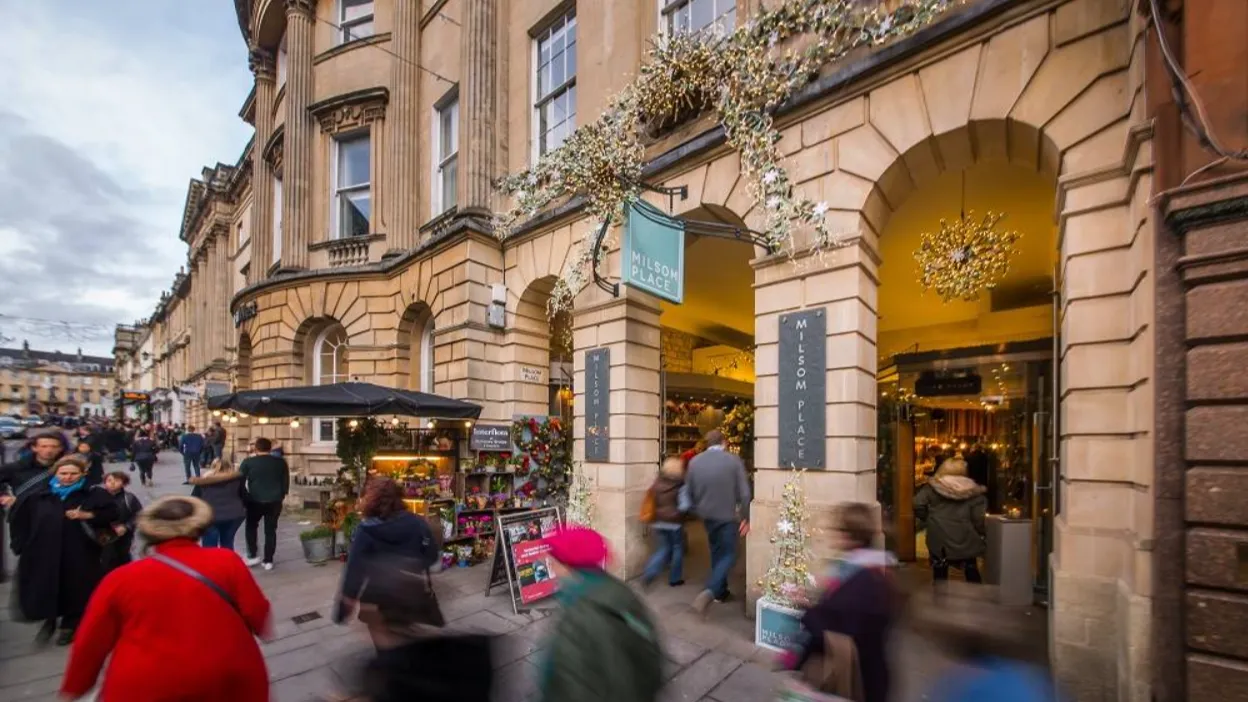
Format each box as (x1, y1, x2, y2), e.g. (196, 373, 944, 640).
(6, 455, 118, 645)
(73, 438, 105, 486)
(131, 431, 159, 488)
(59, 496, 273, 701)
(538, 526, 662, 702)
(640, 456, 690, 589)
(684, 429, 751, 613)
(1, 429, 68, 498)
(211, 421, 227, 461)
(98, 470, 142, 572)
(240, 437, 289, 571)
(914, 457, 987, 582)
(180, 424, 205, 481)
(779, 503, 899, 702)
(190, 458, 248, 551)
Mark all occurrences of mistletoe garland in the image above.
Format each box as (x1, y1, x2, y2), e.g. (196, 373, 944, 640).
(494, 0, 957, 316)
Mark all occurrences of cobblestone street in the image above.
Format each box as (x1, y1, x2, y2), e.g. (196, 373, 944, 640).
(1, 452, 979, 701)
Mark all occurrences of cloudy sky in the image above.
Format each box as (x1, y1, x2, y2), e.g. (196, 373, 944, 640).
(0, 1, 252, 357)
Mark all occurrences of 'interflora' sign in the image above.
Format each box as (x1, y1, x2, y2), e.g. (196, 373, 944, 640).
(778, 309, 825, 469)
(622, 202, 685, 304)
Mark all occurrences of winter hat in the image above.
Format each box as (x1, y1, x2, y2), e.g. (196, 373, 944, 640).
(138, 496, 214, 544)
(546, 526, 609, 570)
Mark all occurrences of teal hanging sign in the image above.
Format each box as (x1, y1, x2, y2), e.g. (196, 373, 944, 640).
(622, 202, 685, 304)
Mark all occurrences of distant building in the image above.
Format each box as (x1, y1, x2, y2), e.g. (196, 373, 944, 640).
(0, 341, 115, 418)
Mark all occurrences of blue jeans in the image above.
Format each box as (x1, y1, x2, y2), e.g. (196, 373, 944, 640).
(704, 519, 738, 598)
(642, 526, 684, 585)
(201, 518, 243, 551)
(183, 454, 201, 480)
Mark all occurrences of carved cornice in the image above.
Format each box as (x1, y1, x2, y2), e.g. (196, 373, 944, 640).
(248, 46, 275, 81)
(285, 0, 314, 17)
(263, 124, 285, 170)
(308, 87, 389, 135)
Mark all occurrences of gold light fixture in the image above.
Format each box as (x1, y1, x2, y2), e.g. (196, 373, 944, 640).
(913, 173, 1021, 302)
(258, 416, 269, 425)
(348, 419, 360, 429)
(289, 419, 300, 428)
(212, 410, 221, 417)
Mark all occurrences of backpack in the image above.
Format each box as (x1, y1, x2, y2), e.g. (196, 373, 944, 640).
(639, 484, 656, 524)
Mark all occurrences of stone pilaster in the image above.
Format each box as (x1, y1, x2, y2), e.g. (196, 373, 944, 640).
(282, 0, 315, 270)
(387, 0, 421, 252)
(248, 47, 276, 283)
(457, 0, 498, 215)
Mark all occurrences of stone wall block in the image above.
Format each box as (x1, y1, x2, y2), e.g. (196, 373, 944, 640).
(969, 15, 1049, 122)
(1187, 527, 1248, 591)
(1188, 342, 1248, 400)
(1186, 466, 1248, 524)
(801, 97, 864, 147)
(1188, 591, 1248, 659)
(1188, 654, 1248, 702)
(1188, 280, 1248, 340)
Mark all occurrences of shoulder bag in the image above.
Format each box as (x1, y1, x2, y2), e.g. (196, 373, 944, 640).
(149, 552, 255, 634)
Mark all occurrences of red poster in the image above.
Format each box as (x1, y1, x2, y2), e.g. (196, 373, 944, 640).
(505, 511, 562, 605)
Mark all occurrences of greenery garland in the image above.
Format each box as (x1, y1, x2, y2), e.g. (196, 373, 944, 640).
(335, 417, 382, 495)
(510, 416, 573, 497)
(494, 0, 956, 316)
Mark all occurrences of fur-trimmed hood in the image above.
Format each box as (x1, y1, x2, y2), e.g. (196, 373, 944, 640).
(929, 475, 986, 501)
(138, 496, 213, 544)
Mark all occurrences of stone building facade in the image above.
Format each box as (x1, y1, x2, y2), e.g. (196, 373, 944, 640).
(0, 343, 115, 418)
(115, 0, 1248, 698)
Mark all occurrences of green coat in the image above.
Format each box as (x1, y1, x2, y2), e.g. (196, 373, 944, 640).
(539, 571, 663, 702)
(914, 475, 987, 561)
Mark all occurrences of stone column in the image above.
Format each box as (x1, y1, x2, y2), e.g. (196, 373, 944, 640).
(248, 47, 276, 283)
(282, 0, 315, 270)
(457, 0, 498, 215)
(387, 0, 421, 252)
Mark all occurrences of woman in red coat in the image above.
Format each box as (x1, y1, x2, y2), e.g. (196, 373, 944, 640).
(60, 496, 274, 701)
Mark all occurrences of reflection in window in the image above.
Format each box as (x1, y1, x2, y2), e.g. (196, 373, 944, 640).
(663, 0, 735, 36)
(340, 0, 375, 43)
(534, 10, 577, 157)
(334, 135, 371, 238)
(435, 97, 459, 214)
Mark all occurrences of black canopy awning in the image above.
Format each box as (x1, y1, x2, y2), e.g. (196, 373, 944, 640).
(205, 382, 482, 419)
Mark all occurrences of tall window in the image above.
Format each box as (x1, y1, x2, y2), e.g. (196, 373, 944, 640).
(420, 323, 434, 393)
(533, 10, 577, 158)
(663, 0, 736, 36)
(273, 175, 283, 263)
(276, 33, 288, 88)
(339, 0, 375, 43)
(313, 325, 349, 443)
(434, 95, 459, 214)
(333, 135, 371, 238)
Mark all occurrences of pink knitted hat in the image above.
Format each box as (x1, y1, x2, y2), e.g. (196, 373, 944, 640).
(546, 526, 609, 569)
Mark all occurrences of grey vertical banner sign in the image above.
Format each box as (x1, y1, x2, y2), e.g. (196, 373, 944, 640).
(778, 309, 826, 469)
(585, 348, 611, 462)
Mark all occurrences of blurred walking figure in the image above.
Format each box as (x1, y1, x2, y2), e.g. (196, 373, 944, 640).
(131, 431, 159, 488)
(914, 457, 987, 582)
(73, 438, 105, 486)
(239, 437, 290, 570)
(60, 496, 273, 701)
(538, 527, 663, 702)
(191, 458, 248, 551)
(778, 503, 898, 702)
(684, 429, 751, 613)
(99, 471, 142, 572)
(210, 421, 228, 461)
(912, 582, 1061, 702)
(6, 455, 118, 645)
(640, 456, 690, 588)
(179, 425, 205, 482)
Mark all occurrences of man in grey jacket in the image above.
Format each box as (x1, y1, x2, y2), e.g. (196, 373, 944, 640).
(683, 430, 751, 614)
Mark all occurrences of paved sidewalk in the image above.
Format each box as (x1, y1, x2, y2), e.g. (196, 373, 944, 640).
(0, 451, 991, 701)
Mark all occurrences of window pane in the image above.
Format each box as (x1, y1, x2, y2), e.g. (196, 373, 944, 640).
(566, 34, 576, 78)
(691, 0, 713, 32)
(551, 52, 565, 90)
(441, 157, 457, 212)
(318, 419, 335, 441)
(340, 190, 371, 237)
(338, 137, 370, 187)
(567, 84, 577, 123)
(344, 19, 374, 41)
(550, 92, 567, 125)
(439, 106, 456, 159)
(342, 0, 373, 22)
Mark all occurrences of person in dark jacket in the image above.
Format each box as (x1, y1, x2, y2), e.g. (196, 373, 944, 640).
(780, 502, 898, 702)
(99, 471, 142, 572)
(73, 439, 105, 486)
(538, 526, 662, 702)
(210, 422, 227, 461)
(0, 430, 68, 586)
(8, 455, 119, 645)
(239, 437, 290, 570)
(130, 432, 158, 488)
(179, 425, 205, 482)
(914, 458, 987, 582)
(190, 458, 248, 551)
(641, 456, 690, 588)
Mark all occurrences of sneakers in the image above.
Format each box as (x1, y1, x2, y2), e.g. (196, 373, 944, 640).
(55, 629, 75, 646)
(243, 556, 262, 567)
(692, 589, 715, 616)
(35, 620, 55, 646)
(263, 562, 274, 572)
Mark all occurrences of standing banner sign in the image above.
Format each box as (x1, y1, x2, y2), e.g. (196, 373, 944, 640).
(484, 507, 563, 613)
(622, 202, 685, 304)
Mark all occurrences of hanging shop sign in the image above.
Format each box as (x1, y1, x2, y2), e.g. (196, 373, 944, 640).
(121, 391, 150, 402)
(470, 423, 513, 452)
(778, 309, 826, 469)
(484, 507, 564, 613)
(622, 202, 685, 304)
(585, 348, 610, 462)
(233, 301, 258, 328)
(204, 381, 231, 399)
(914, 370, 982, 397)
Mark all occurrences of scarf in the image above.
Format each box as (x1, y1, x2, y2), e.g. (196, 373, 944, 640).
(49, 476, 87, 501)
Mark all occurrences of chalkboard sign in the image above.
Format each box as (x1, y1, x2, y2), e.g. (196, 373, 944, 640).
(483, 507, 563, 613)
(755, 598, 804, 652)
(470, 424, 512, 452)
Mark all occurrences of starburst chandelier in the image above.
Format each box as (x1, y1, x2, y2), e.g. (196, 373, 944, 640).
(914, 211, 1022, 302)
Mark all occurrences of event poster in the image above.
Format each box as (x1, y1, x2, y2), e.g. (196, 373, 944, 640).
(503, 509, 561, 605)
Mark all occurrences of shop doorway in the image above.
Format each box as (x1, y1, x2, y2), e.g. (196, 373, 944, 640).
(874, 161, 1059, 602)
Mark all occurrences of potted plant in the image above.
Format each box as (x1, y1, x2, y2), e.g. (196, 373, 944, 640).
(335, 511, 361, 558)
(300, 525, 335, 564)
